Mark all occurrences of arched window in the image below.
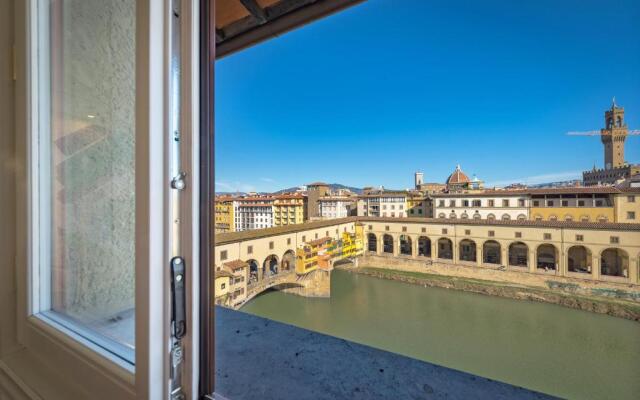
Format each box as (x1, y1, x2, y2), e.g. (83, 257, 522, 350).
(501, 214, 511, 221)
(616, 116, 622, 127)
(534, 214, 543, 221)
(517, 214, 526, 221)
(449, 212, 457, 219)
(564, 215, 573, 221)
(597, 215, 608, 223)
(438, 213, 446, 219)
(549, 215, 558, 222)
(473, 212, 481, 220)
(580, 215, 590, 222)
(461, 212, 469, 219)
(487, 213, 496, 221)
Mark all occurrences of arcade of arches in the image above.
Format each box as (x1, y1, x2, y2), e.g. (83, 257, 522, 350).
(364, 232, 637, 282)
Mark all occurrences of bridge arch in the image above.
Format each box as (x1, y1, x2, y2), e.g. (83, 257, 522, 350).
(568, 245, 591, 274)
(508, 242, 528, 267)
(367, 233, 377, 252)
(399, 235, 412, 256)
(437, 237, 453, 260)
(247, 259, 260, 284)
(281, 250, 295, 272)
(536, 244, 557, 271)
(263, 254, 279, 278)
(482, 240, 501, 264)
(383, 234, 394, 254)
(418, 236, 431, 257)
(600, 248, 629, 278)
(459, 239, 476, 262)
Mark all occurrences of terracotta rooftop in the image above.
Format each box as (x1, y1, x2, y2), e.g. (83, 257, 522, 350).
(306, 236, 332, 247)
(431, 186, 640, 197)
(214, 269, 234, 279)
(446, 165, 471, 185)
(223, 260, 249, 271)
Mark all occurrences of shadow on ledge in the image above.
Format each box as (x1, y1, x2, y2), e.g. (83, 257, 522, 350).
(214, 307, 553, 400)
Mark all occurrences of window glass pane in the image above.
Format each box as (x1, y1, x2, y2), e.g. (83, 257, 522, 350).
(39, 0, 135, 362)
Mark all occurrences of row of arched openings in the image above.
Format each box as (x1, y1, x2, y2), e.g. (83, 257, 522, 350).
(366, 233, 630, 277)
(437, 213, 527, 221)
(246, 250, 296, 284)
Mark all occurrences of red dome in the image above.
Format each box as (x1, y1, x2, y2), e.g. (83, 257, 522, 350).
(446, 165, 470, 185)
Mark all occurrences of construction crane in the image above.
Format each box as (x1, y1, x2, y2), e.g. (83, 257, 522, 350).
(567, 130, 640, 136)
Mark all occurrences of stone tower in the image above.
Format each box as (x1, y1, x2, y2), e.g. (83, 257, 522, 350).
(602, 98, 628, 169)
(414, 171, 424, 189)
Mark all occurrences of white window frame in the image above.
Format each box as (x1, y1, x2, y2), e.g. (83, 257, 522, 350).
(2, 0, 201, 399)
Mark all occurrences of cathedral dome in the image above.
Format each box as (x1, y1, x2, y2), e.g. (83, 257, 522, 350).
(446, 165, 471, 185)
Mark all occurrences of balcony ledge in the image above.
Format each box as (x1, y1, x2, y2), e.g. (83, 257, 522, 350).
(215, 307, 551, 399)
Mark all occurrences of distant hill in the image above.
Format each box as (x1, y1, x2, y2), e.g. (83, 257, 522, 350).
(274, 183, 362, 194)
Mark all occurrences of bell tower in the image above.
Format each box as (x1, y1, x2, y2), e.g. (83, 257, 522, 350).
(602, 98, 627, 169)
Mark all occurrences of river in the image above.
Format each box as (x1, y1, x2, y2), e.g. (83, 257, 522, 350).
(241, 269, 640, 399)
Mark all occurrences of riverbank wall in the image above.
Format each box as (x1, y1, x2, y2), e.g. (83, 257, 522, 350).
(344, 255, 640, 321)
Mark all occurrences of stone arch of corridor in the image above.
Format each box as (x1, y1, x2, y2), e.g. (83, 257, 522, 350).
(508, 242, 528, 267)
(459, 239, 476, 262)
(383, 234, 394, 254)
(567, 245, 591, 274)
(418, 236, 431, 257)
(367, 233, 377, 252)
(247, 259, 260, 284)
(600, 248, 629, 278)
(263, 254, 279, 278)
(536, 244, 558, 271)
(281, 250, 295, 272)
(437, 237, 453, 260)
(399, 235, 412, 256)
(482, 240, 501, 265)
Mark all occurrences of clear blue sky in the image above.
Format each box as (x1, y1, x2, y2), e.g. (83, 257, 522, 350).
(215, 0, 640, 193)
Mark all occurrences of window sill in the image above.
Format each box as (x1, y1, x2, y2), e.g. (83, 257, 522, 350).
(214, 307, 550, 399)
(3, 316, 136, 400)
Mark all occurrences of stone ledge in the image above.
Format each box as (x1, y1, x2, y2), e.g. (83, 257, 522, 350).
(214, 307, 552, 400)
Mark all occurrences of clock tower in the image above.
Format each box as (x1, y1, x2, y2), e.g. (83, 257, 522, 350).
(602, 98, 627, 169)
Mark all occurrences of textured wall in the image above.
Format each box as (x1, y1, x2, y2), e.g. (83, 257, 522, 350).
(52, 0, 136, 322)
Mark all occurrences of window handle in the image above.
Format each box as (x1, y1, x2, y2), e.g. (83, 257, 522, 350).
(171, 256, 187, 339)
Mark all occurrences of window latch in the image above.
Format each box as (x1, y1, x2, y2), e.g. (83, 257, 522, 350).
(171, 256, 187, 339)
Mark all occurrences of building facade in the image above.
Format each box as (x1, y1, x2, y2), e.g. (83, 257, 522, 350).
(432, 191, 530, 221)
(357, 191, 408, 218)
(214, 196, 235, 233)
(318, 196, 354, 219)
(306, 182, 330, 220)
(235, 198, 274, 231)
(273, 194, 306, 227)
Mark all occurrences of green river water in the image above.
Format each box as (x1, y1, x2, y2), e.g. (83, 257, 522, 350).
(241, 269, 640, 399)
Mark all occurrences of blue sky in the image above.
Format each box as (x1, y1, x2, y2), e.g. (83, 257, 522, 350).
(215, 0, 640, 193)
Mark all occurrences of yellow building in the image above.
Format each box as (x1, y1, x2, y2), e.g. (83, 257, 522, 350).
(214, 196, 235, 233)
(614, 190, 639, 223)
(529, 188, 617, 223)
(213, 269, 232, 306)
(273, 194, 306, 227)
(295, 237, 331, 275)
(406, 193, 430, 218)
